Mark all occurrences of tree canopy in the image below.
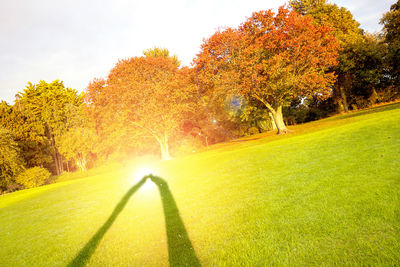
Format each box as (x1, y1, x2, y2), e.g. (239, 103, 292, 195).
(195, 6, 339, 134)
(290, 0, 365, 112)
(15, 80, 84, 175)
(86, 56, 196, 160)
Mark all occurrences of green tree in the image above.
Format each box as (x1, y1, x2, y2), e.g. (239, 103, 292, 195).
(381, 0, 400, 87)
(16, 80, 85, 175)
(0, 127, 25, 190)
(346, 34, 386, 108)
(0, 101, 53, 168)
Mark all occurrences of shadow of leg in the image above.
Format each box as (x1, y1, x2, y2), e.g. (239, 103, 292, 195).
(68, 177, 147, 267)
(149, 175, 201, 267)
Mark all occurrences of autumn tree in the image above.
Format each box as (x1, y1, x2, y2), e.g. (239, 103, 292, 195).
(195, 6, 339, 134)
(290, 0, 364, 112)
(86, 56, 196, 160)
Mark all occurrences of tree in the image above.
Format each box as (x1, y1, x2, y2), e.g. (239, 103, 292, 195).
(345, 33, 386, 108)
(86, 56, 196, 160)
(290, 0, 364, 113)
(195, 7, 339, 134)
(57, 126, 97, 171)
(0, 127, 25, 190)
(15, 80, 84, 175)
(0, 101, 53, 169)
(381, 0, 400, 87)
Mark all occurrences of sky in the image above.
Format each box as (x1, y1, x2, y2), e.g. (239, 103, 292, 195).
(0, 0, 395, 104)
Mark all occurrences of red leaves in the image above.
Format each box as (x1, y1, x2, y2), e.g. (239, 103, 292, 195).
(195, 5, 340, 107)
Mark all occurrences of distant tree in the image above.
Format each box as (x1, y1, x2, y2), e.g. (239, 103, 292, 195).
(195, 6, 339, 134)
(290, 0, 364, 113)
(0, 127, 25, 190)
(86, 56, 196, 160)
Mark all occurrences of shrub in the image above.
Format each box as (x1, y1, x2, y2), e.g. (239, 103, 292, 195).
(15, 167, 51, 189)
(247, 127, 260, 135)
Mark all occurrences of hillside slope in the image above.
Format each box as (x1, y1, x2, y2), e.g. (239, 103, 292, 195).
(0, 103, 399, 266)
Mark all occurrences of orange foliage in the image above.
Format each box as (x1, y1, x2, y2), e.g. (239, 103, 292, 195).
(195, 6, 340, 133)
(86, 56, 196, 159)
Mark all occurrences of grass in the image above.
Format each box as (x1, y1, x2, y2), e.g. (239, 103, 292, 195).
(0, 103, 399, 266)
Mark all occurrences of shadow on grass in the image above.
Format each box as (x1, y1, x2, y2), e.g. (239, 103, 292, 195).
(67, 177, 147, 267)
(149, 175, 201, 267)
(68, 175, 200, 267)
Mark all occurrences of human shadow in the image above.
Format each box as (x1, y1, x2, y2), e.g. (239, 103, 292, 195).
(148, 175, 201, 267)
(68, 177, 147, 267)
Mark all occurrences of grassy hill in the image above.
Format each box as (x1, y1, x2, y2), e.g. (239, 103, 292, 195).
(0, 103, 399, 266)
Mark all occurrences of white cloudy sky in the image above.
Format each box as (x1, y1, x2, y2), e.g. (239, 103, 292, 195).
(0, 0, 394, 103)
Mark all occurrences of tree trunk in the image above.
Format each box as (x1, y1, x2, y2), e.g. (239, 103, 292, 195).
(270, 106, 289, 134)
(159, 132, 172, 160)
(46, 126, 63, 175)
(268, 112, 277, 130)
(52, 147, 63, 175)
(340, 85, 349, 113)
(160, 142, 172, 160)
(334, 72, 349, 113)
(57, 150, 64, 174)
(53, 150, 60, 175)
(252, 95, 286, 134)
(369, 87, 378, 105)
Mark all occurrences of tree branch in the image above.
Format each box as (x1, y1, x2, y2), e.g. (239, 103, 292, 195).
(252, 94, 275, 113)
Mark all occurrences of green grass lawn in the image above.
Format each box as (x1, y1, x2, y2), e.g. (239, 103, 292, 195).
(0, 103, 399, 266)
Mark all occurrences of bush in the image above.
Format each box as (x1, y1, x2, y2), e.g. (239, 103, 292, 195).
(15, 167, 51, 189)
(247, 126, 260, 135)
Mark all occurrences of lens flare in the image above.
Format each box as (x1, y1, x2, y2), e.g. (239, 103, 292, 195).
(130, 165, 159, 192)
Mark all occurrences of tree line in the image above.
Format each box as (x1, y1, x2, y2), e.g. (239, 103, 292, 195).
(1, 0, 399, 193)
